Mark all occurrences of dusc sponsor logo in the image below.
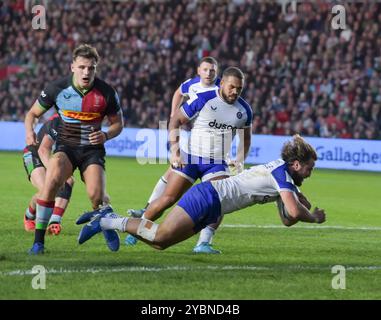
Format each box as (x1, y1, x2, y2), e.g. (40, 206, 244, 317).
(208, 119, 237, 130)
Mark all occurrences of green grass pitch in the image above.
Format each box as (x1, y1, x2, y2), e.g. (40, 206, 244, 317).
(0, 151, 381, 299)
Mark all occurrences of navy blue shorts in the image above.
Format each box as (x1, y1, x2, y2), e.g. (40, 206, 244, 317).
(177, 181, 221, 233)
(173, 153, 229, 183)
(54, 144, 105, 175)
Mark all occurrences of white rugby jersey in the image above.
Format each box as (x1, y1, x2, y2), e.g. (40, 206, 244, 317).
(211, 159, 298, 214)
(179, 76, 221, 152)
(181, 88, 253, 160)
(180, 76, 220, 97)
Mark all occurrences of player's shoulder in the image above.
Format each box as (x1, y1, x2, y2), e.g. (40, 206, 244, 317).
(268, 159, 296, 185)
(237, 96, 253, 112)
(93, 77, 117, 94)
(52, 75, 71, 87)
(266, 159, 287, 172)
(186, 88, 217, 106)
(182, 76, 201, 87)
(38, 76, 70, 103)
(196, 88, 217, 102)
(44, 76, 71, 93)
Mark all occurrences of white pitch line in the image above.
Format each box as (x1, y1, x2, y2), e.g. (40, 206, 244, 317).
(221, 224, 381, 231)
(2, 265, 381, 277)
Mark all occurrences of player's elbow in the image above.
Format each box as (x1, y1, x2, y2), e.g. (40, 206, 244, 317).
(282, 219, 294, 227)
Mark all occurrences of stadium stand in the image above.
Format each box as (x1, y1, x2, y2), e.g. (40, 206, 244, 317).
(0, 0, 380, 139)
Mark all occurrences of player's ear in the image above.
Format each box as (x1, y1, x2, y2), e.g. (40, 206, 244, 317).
(290, 160, 301, 171)
(71, 63, 74, 72)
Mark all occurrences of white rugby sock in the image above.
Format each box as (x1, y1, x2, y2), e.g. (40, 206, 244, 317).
(100, 217, 129, 232)
(147, 176, 167, 204)
(197, 226, 215, 246)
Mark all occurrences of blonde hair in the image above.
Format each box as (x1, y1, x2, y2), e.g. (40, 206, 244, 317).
(281, 134, 317, 164)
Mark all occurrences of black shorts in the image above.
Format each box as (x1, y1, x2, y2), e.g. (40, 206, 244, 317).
(54, 144, 106, 175)
(23, 146, 44, 180)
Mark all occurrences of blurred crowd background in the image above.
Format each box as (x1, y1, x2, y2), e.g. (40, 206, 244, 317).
(1, 0, 381, 140)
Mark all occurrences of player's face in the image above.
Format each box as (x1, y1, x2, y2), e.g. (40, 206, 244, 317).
(71, 57, 97, 89)
(220, 76, 244, 104)
(291, 158, 315, 186)
(198, 62, 217, 86)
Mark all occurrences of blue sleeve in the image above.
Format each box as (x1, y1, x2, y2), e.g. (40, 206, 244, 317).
(271, 165, 297, 193)
(181, 95, 204, 119)
(239, 97, 253, 127)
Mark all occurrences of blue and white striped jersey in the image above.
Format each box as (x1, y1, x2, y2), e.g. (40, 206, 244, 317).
(211, 159, 297, 214)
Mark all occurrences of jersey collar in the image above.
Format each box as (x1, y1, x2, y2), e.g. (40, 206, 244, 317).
(71, 75, 94, 97)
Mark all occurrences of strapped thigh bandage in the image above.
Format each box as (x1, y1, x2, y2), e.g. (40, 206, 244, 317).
(136, 219, 159, 242)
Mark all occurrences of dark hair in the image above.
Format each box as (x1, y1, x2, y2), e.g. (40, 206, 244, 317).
(199, 56, 218, 67)
(222, 67, 245, 80)
(281, 134, 317, 164)
(72, 44, 100, 64)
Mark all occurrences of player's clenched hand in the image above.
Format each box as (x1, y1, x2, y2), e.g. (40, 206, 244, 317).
(26, 131, 38, 146)
(89, 130, 107, 145)
(228, 160, 243, 175)
(312, 207, 326, 224)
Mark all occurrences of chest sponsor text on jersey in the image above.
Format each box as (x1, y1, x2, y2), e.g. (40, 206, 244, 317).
(208, 119, 238, 130)
(62, 110, 101, 121)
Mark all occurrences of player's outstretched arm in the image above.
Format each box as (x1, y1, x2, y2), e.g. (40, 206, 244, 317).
(279, 191, 326, 225)
(296, 191, 312, 210)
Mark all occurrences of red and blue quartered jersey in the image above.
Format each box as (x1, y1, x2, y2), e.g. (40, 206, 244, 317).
(37, 76, 121, 146)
